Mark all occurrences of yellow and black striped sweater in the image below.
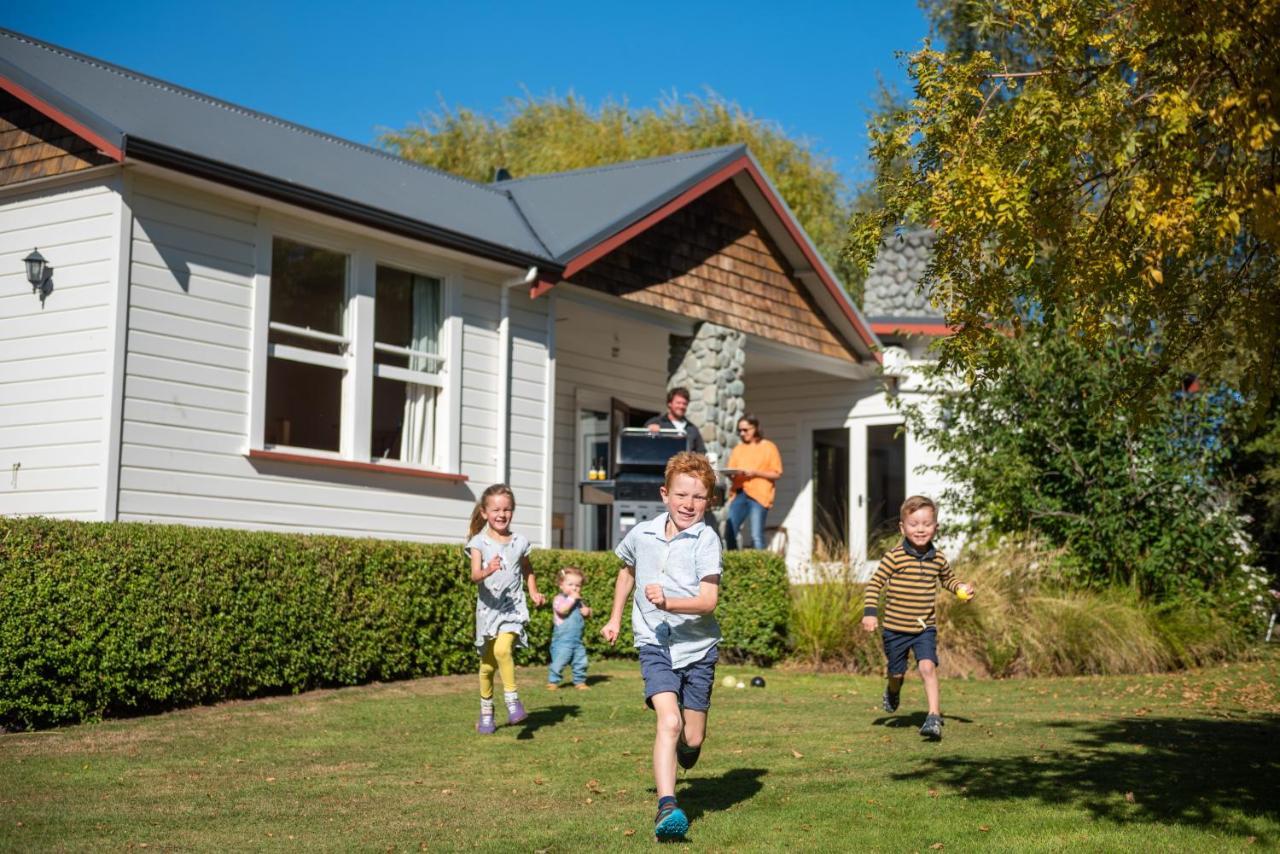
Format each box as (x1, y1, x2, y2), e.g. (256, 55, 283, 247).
(863, 541, 958, 633)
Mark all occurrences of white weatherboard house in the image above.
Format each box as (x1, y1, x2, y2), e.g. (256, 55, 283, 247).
(0, 30, 952, 578)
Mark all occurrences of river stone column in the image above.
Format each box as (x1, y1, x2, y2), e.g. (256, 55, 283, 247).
(667, 322, 746, 465)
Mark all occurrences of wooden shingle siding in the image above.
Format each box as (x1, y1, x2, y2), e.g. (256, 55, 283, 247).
(571, 182, 855, 362)
(0, 92, 112, 187)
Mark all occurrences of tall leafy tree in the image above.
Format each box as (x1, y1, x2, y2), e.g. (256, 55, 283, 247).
(380, 93, 862, 299)
(903, 320, 1248, 600)
(848, 0, 1280, 410)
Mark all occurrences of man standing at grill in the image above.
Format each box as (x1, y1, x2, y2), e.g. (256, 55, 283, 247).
(645, 387, 706, 455)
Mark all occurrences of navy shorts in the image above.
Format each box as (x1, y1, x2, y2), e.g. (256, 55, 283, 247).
(638, 644, 719, 711)
(882, 627, 937, 674)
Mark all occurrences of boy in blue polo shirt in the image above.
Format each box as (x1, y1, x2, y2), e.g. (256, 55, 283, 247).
(601, 451, 722, 841)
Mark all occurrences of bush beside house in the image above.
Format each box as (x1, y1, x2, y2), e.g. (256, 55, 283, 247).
(0, 517, 789, 730)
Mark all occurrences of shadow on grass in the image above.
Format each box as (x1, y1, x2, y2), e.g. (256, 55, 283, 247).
(584, 674, 612, 687)
(678, 767, 768, 822)
(514, 704, 580, 740)
(894, 714, 1280, 835)
(873, 712, 974, 728)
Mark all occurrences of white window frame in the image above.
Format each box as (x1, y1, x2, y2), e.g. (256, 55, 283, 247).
(248, 213, 463, 474)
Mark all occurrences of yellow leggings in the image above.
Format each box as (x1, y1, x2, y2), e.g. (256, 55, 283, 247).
(479, 632, 518, 699)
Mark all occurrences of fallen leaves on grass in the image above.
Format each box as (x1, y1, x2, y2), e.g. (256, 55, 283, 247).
(929, 843, 944, 850)
(1124, 792, 1135, 804)
(791, 750, 804, 759)
(927, 789, 939, 798)
(978, 825, 990, 832)
(624, 829, 636, 837)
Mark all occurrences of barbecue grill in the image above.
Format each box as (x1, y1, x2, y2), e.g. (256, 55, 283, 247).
(579, 428, 691, 547)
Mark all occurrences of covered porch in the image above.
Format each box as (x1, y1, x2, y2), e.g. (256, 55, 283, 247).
(530, 154, 892, 577)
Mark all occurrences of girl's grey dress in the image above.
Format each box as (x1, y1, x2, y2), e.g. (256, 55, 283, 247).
(465, 530, 533, 649)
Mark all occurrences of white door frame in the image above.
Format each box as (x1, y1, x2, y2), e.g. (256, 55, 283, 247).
(847, 414, 906, 574)
(573, 387, 613, 551)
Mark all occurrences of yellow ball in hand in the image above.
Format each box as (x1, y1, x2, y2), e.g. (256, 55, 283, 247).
(956, 585, 973, 602)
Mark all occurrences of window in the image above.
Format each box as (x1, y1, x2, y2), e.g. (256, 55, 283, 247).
(264, 238, 347, 452)
(257, 234, 455, 472)
(372, 266, 443, 465)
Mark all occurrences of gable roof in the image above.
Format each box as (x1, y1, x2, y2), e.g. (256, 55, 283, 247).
(0, 27, 878, 359)
(494, 146, 745, 262)
(0, 29, 551, 267)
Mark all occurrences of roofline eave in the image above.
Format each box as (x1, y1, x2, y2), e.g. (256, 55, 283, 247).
(0, 66, 124, 160)
(124, 136, 560, 274)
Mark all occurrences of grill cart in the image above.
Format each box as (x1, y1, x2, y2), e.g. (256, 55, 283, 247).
(579, 428, 691, 548)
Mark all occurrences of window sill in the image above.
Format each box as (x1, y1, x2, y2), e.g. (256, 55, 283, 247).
(247, 448, 469, 483)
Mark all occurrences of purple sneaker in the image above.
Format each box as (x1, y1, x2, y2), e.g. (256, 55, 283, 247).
(506, 699, 528, 725)
(476, 711, 496, 734)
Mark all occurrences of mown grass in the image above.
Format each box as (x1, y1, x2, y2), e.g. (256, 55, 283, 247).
(2, 652, 1277, 852)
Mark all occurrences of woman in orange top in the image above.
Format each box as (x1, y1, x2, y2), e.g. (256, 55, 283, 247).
(725, 414, 783, 549)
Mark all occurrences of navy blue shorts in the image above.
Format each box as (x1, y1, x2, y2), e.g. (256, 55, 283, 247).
(638, 644, 719, 711)
(882, 627, 938, 675)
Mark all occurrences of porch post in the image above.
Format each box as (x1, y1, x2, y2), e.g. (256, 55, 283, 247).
(668, 322, 746, 465)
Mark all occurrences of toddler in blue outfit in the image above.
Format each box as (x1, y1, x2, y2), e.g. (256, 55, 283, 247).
(547, 566, 592, 690)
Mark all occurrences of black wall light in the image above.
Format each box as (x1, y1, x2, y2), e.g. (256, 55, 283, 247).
(23, 248, 52, 303)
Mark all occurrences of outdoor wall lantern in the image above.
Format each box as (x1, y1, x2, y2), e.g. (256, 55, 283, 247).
(23, 248, 52, 302)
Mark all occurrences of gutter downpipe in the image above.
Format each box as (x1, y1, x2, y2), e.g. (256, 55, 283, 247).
(496, 266, 539, 485)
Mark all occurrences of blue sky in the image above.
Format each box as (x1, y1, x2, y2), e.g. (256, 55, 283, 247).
(4, 1, 930, 189)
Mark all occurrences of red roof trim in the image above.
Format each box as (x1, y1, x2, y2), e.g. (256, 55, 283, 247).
(247, 449, 469, 483)
(871, 321, 955, 337)
(0, 75, 124, 162)
(738, 158, 879, 358)
(550, 154, 880, 361)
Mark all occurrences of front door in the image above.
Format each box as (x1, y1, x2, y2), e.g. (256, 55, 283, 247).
(849, 420, 906, 568)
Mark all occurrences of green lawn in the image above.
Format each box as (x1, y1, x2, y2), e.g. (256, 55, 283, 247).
(2, 653, 1277, 852)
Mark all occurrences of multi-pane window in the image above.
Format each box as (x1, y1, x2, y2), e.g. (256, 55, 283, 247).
(264, 238, 347, 452)
(372, 266, 443, 465)
(262, 239, 447, 468)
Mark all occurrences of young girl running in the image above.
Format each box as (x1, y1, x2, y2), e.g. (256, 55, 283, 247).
(466, 483, 546, 734)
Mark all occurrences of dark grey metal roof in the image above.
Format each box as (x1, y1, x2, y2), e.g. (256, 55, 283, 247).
(862, 229, 941, 320)
(495, 146, 747, 261)
(0, 29, 553, 267)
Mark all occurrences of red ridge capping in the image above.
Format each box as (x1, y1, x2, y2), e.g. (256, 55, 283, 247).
(247, 448, 469, 483)
(0, 75, 124, 161)
(871, 321, 955, 337)
(547, 154, 881, 362)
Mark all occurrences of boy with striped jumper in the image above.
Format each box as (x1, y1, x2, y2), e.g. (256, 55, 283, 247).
(861, 495, 974, 739)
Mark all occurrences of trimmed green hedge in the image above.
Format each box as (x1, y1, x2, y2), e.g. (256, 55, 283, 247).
(0, 517, 789, 729)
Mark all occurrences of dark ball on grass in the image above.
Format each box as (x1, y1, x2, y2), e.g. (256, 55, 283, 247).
(750, 676, 766, 688)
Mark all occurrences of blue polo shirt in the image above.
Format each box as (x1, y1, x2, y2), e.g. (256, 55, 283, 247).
(615, 512, 722, 670)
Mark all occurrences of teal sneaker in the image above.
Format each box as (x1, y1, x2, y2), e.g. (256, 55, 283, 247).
(654, 803, 689, 839)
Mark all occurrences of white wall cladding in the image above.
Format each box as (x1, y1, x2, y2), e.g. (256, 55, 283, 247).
(551, 299, 670, 548)
(748, 369, 954, 578)
(0, 178, 119, 519)
(117, 176, 552, 545)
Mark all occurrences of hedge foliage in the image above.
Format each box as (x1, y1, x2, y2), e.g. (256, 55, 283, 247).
(0, 517, 789, 730)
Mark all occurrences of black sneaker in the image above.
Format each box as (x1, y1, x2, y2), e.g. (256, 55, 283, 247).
(882, 689, 901, 713)
(919, 714, 944, 739)
(676, 736, 701, 771)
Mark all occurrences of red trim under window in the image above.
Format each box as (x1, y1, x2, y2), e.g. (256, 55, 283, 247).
(871, 321, 955, 337)
(0, 75, 125, 162)
(247, 448, 469, 483)
(547, 155, 881, 362)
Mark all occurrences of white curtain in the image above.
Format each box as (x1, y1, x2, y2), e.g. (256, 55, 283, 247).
(401, 276, 439, 464)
